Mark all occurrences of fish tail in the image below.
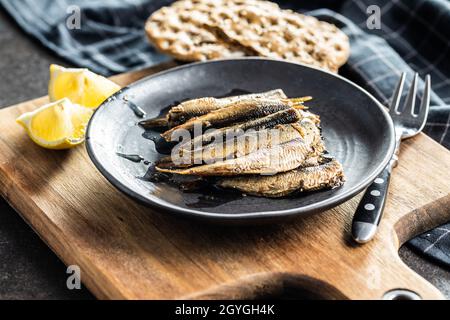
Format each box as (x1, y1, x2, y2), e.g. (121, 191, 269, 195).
(286, 96, 313, 104)
(139, 117, 168, 129)
(155, 166, 183, 174)
(292, 104, 307, 110)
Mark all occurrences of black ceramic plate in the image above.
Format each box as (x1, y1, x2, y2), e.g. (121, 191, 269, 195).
(86, 58, 395, 222)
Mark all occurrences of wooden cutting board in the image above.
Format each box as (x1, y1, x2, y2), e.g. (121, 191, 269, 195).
(0, 63, 449, 300)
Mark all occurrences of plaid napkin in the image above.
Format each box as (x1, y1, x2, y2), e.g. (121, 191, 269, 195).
(1, 0, 450, 268)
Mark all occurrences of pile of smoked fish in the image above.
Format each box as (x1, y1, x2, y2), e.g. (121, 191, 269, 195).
(141, 89, 345, 198)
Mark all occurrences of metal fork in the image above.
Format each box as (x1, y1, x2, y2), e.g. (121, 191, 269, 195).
(352, 72, 431, 243)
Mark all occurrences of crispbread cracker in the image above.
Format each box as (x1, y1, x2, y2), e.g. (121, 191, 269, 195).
(211, 5, 349, 71)
(145, 0, 350, 72)
(145, 2, 247, 61)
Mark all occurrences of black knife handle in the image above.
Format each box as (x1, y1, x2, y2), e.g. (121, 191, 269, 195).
(352, 165, 392, 243)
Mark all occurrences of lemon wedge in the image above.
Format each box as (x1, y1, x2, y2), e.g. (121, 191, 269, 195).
(16, 98, 94, 150)
(48, 64, 121, 109)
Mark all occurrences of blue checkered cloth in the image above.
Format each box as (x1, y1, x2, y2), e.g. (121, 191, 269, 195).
(1, 0, 450, 268)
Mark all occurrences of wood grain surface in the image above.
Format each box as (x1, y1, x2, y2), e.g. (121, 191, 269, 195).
(0, 63, 449, 300)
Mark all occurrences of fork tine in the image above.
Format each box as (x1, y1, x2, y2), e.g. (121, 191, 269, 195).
(403, 73, 418, 115)
(416, 75, 431, 127)
(389, 72, 406, 116)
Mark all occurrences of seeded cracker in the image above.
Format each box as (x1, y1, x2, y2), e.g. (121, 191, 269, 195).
(145, 0, 350, 72)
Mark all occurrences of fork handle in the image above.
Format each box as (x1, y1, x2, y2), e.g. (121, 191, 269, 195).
(351, 164, 393, 244)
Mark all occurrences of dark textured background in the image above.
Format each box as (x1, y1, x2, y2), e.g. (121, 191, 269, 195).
(0, 7, 448, 300)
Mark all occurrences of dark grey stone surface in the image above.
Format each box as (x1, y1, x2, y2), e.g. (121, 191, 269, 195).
(399, 247, 450, 299)
(0, 7, 448, 300)
(0, 9, 93, 300)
